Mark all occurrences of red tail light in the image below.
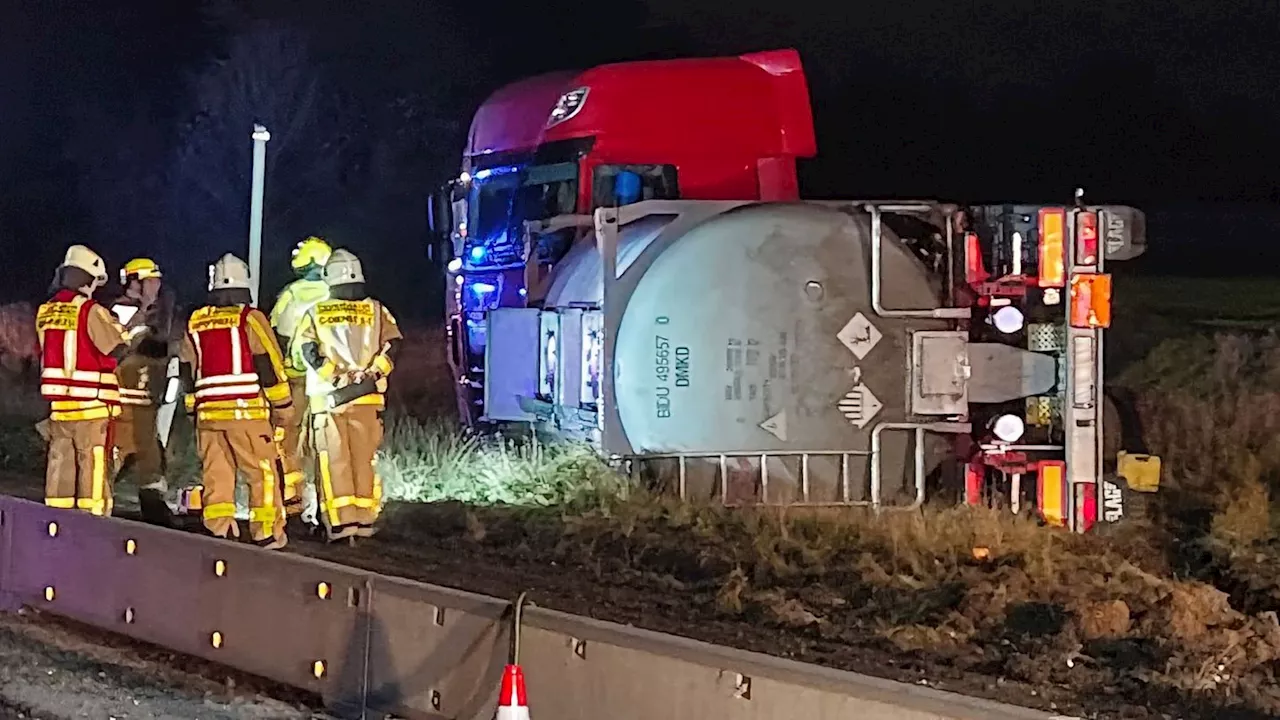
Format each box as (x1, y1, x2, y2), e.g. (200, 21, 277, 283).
(1077, 211, 1098, 266)
(964, 462, 983, 506)
(1037, 209, 1065, 288)
(965, 232, 988, 285)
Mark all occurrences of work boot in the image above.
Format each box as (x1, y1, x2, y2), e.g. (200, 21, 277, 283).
(138, 488, 175, 528)
(286, 514, 322, 540)
(255, 534, 289, 551)
(327, 524, 359, 543)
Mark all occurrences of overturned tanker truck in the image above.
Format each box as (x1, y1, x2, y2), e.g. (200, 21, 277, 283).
(430, 50, 1157, 533)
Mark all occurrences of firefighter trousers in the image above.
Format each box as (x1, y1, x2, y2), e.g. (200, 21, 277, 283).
(195, 419, 287, 548)
(276, 377, 308, 515)
(313, 405, 384, 539)
(116, 405, 166, 492)
(45, 418, 114, 517)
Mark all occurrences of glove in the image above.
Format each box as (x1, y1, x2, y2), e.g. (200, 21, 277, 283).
(271, 405, 296, 431)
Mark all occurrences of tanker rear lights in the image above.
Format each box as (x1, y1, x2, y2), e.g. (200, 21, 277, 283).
(990, 414, 1026, 442)
(1076, 211, 1099, 266)
(1037, 208, 1066, 288)
(1069, 274, 1112, 329)
(964, 232, 988, 285)
(1037, 460, 1068, 527)
(991, 305, 1025, 334)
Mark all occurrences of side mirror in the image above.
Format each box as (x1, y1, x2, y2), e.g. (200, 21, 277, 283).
(427, 187, 452, 236)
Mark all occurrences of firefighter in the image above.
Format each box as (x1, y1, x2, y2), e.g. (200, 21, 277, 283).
(110, 257, 177, 525)
(295, 248, 401, 542)
(36, 245, 147, 516)
(268, 235, 332, 519)
(178, 253, 294, 549)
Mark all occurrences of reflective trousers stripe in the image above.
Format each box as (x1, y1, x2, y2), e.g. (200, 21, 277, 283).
(202, 502, 237, 519)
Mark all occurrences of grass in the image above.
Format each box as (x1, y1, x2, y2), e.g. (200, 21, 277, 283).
(376, 417, 625, 506)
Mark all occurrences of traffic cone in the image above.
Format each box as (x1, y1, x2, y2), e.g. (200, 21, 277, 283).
(496, 663, 530, 720)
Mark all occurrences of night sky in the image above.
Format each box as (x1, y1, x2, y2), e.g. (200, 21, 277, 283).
(2, 0, 1277, 315)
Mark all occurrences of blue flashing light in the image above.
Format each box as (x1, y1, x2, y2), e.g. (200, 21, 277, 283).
(447, 258, 462, 273)
(472, 165, 520, 183)
(615, 170, 642, 205)
(470, 246, 487, 262)
(518, 288, 527, 297)
(471, 281, 498, 295)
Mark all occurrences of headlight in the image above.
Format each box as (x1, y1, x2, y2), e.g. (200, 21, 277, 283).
(547, 87, 589, 128)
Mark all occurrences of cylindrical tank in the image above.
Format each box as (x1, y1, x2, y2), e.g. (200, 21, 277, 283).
(537, 202, 953, 503)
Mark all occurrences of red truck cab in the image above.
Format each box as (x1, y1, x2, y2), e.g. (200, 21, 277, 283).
(431, 49, 818, 424)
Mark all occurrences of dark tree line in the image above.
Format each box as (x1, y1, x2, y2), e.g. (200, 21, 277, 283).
(5, 0, 1280, 309)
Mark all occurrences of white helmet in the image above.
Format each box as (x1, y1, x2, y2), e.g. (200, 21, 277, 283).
(61, 245, 109, 286)
(323, 249, 365, 286)
(208, 253, 251, 291)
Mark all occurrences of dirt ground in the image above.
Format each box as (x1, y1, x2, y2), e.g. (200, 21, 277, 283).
(0, 610, 325, 720)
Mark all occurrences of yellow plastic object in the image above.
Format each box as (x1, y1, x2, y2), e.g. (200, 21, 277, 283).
(1118, 452, 1161, 493)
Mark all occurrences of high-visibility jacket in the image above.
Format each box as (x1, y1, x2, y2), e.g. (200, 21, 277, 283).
(184, 305, 291, 422)
(270, 279, 330, 379)
(36, 289, 122, 421)
(296, 298, 402, 412)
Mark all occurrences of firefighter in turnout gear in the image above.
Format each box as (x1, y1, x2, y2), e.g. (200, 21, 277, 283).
(268, 236, 332, 518)
(36, 245, 148, 516)
(295, 249, 401, 542)
(178, 254, 294, 548)
(110, 257, 178, 525)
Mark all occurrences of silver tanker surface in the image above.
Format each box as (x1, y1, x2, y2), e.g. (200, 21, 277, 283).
(539, 202, 958, 503)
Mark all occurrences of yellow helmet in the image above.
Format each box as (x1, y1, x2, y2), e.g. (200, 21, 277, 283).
(291, 236, 332, 271)
(120, 257, 162, 285)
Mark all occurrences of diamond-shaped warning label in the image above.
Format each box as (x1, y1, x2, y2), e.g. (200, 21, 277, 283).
(837, 383, 883, 430)
(837, 312, 882, 360)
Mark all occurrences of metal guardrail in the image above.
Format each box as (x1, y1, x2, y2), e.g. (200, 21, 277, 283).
(0, 496, 1068, 720)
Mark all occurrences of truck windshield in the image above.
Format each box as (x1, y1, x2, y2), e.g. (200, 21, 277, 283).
(467, 162, 578, 265)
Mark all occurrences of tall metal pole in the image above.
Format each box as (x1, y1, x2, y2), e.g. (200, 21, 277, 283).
(248, 124, 271, 307)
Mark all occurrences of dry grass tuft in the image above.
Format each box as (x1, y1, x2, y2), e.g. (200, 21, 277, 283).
(0, 302, 37, 369)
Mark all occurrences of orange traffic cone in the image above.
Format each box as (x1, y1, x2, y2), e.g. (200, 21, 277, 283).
(496, 663, 530, 720)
